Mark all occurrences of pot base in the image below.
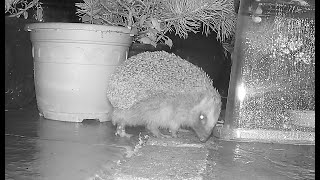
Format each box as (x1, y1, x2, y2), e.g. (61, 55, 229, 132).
(39, 111, 111, 122)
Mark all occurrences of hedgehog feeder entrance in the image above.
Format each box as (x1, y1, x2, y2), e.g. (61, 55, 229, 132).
(220, 0, 315, 144)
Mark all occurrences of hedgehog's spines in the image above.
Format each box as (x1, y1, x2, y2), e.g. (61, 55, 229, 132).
(107, 51, 220, 109)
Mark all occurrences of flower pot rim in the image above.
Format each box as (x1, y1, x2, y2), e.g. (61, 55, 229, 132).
(24, 22, 132, 34)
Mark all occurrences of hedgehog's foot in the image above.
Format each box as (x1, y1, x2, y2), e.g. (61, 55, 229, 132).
(159, 133, 172, 139)
(148, 126, 171, 139)
(169, 128, 180, 138)
(170, 130, 178, 138)
(115, 124, 132, 138)
(115, 130, 133, 138)
(169, 125, 182, 138)
(177, 128, 191, 133)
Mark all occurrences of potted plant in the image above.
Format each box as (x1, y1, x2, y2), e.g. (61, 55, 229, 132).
(6, 0, 236, 122)
(5, 0, 43, 20)
(75, 0, 237, 56)
(6, 0, 134, 122)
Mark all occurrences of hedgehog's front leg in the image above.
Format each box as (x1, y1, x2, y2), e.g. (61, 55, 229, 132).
(169, 129, 178, 138)
(147, 125, 171, 138)
(115, 124, 133, 138)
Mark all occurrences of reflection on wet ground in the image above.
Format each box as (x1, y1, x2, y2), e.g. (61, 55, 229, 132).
(5, 105, 315, 180)
(204, 140, 315, 180)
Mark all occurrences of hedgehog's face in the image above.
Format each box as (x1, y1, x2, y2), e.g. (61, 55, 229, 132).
(191, 96, 221, 142)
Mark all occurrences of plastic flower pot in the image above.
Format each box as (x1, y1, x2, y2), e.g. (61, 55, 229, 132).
(25, 23, 133, 122)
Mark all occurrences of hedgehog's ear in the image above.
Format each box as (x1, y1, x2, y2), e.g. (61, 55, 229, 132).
(191, 97, 203, 112)
(199, 96, 209, 106)
(193, 96, 210, 111)
(201, 95, 216, 105)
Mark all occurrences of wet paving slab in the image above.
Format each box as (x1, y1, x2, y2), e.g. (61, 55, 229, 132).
(112, 135, 208, 180)
(5, 105, 315, 180)
(109, 133, 315, 180)
(5, 105, 139, 180)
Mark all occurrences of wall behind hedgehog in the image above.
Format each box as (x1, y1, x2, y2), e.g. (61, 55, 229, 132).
(169, 32, 232, 109)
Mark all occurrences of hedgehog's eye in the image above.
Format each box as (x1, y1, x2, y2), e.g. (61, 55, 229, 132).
(199, 113, 207, 124)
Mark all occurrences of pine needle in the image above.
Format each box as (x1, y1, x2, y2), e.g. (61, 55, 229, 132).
(76, 0, 237, 44)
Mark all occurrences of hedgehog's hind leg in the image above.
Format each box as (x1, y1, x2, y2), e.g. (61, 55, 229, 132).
(115, 124, 133, 138)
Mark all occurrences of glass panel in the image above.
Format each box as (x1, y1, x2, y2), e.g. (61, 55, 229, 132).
(221, 0, 314, 144)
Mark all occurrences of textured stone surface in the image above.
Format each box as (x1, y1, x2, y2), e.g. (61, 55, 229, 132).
(113, 144, 208, 180)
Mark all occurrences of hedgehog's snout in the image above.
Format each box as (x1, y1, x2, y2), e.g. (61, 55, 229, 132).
(193, 124, 214, 143)
(197, 129, 213, 142)
(199, 137, 209, 142)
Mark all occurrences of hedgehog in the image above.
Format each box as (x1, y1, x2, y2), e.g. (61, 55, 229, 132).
(112, 92, 221, 142)
(106, 51, 221, 142)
